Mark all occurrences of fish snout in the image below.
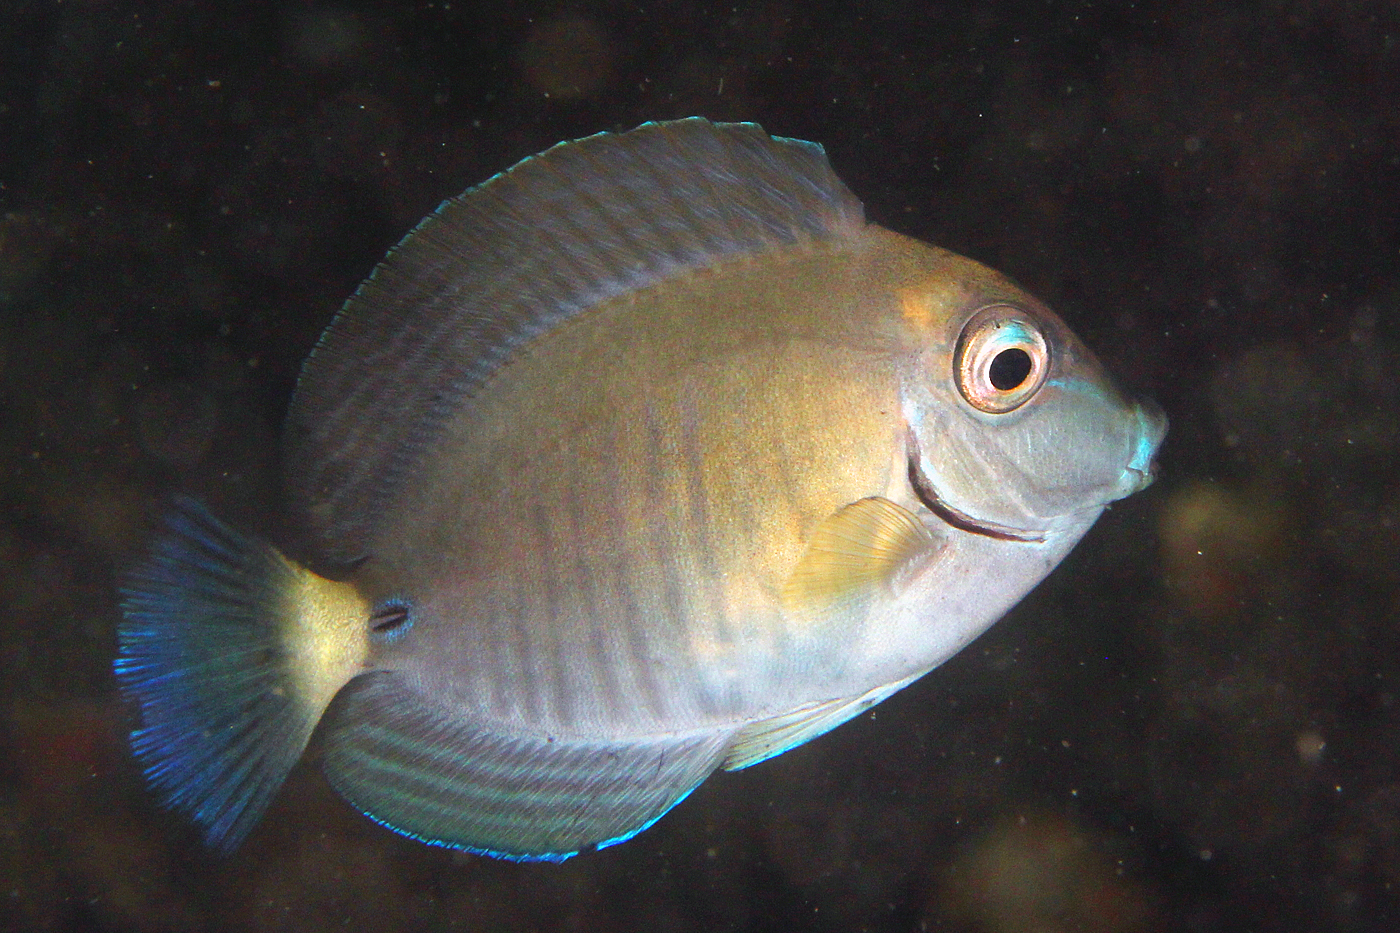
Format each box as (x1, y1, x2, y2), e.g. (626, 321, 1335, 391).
(1118, 398, 1168, 496)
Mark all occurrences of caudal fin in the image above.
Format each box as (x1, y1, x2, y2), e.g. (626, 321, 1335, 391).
(115, 497, 370, 851)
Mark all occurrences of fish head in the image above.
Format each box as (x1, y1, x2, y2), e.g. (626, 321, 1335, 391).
(897, 254, 1167, 542)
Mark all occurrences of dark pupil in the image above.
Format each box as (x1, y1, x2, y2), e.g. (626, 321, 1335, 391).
(989, 348, 1033, 391)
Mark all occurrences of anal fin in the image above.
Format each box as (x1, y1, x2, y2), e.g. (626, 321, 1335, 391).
(322, 674, 736, 861)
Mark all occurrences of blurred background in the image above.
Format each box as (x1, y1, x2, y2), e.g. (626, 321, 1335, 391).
(1, 1, 1398, 930)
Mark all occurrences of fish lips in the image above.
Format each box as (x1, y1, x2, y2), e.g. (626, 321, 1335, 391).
(1120, 398, 1169, 495)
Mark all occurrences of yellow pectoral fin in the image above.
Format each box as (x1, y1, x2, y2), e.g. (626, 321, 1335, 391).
(781, 496, 942, 617)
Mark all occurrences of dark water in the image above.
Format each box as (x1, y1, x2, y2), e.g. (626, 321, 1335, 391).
(3, 1, 1398, 930)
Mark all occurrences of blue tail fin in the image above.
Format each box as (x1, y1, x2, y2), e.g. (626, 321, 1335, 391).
(115, 497, 369, 851)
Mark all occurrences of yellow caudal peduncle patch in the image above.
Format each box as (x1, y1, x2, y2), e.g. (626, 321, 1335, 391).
(277, 557, 373, 721)
(781, 496, 940, 618)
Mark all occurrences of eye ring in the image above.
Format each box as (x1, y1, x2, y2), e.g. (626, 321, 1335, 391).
(954, 305, 1051, 414)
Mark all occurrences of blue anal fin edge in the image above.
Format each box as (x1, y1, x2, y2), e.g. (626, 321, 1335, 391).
(322, 673, 736, 860)
(353, 780, 705, 864)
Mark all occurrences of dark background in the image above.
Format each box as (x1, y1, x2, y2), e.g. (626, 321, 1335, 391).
(2, 1, 1398, 930)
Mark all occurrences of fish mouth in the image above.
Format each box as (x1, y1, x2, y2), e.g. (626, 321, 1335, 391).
(1120, 463, 1158, 496)
(906, 451, 1045, 544)
(1121, 400, 1168, 496)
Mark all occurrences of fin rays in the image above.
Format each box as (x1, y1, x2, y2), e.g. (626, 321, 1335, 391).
(323, 674, 735, 861)
(284, 119, 864, 567)
(115, 498, 368, 851)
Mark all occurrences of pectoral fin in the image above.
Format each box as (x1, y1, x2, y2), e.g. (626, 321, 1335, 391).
(781, 496, 941, 617)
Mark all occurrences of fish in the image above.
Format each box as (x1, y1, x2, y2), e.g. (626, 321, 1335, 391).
(115, 118, 1167, 861)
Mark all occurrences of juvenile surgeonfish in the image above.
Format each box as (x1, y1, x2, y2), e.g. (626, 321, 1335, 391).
(116, 118, 1166, 861)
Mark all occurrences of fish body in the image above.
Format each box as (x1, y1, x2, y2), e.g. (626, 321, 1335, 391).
(366, 233, 1106, 730)
(116, 119, 1166, 860)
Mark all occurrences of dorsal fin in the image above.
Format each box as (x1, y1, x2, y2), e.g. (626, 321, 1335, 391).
(283, 118, 865, 567)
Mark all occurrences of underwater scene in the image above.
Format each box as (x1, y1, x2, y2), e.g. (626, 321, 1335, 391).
(2, 1, 1397, 931)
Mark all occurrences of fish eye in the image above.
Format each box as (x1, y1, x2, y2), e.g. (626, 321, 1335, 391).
(953, 305, 1050, 414)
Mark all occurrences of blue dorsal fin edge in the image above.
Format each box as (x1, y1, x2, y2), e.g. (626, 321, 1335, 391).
(282, 118, 866, 569)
